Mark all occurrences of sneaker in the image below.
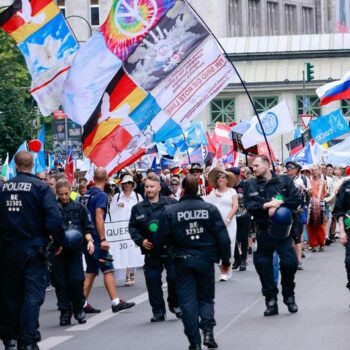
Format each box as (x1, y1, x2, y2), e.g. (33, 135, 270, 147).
(325, 238, 332, 246)
(311, 247, 317, 253)
(220, 273, 229, 282)
(319, 246, 325, 252)
(169, 306, 182, 319)
(239, 260, 247, 271)
(111, 300, 135, 313)
(297, 262, 304, 270)
(125, 277, 132, 287)
(83, 303, 101, 314)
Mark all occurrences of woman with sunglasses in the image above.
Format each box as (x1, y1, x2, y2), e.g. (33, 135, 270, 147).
(206, 167, 238, 281)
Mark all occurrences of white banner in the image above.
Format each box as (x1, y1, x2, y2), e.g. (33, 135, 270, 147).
(105, 204, 144, 269)
(241, 100, 294, 149)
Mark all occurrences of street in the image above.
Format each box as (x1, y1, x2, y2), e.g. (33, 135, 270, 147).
(2, 241, 350, 350)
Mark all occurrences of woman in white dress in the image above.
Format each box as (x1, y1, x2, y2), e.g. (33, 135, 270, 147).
(206, 167, 238, 281)
(110, 174, 143, 286)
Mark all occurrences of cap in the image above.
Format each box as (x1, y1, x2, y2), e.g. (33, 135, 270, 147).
(121, 175, 135, 184)
(190, 163, 203, 172)
(227, 167, 241, 176)
(171, 178, 180, 185)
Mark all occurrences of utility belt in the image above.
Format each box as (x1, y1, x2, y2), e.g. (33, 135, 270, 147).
(172, 253, 200, 260)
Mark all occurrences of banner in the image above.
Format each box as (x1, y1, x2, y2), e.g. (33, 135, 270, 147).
(309, 109, 350, 144)
(241, 100, 293, 149)
(105, 204, 144, 270)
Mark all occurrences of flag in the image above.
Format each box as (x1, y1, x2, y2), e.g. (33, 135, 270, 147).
(48, 153, 55, 170)
(316, 71, 350, 106)
(33, 126, 46, 173)
(231, 121, 251, 135)
(0, 0, 79, 115)
(160, 157, 179, 170)
(241, 100, 294, 149)
(1, 153, 9, 180)
(183, 121, 208, 148)
(9, 141, 28, 178)
(62, 0, 177, 126)
(309, 109, 350, 144)
(257, 142, 276, 162)
(212, 122, 233, 146)
(181, 146, 204, 166)
(286, 137, 303, 155)
(293, 144, 313, 165)
(293, 127, 302, 139)
(64, 149, 74, 185)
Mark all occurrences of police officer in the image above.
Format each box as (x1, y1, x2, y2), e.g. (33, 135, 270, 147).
(129, 174, 181, 322)
(333, 177, 350, 302)
(243, 155, 301, 317)
(159, 176, 231, 350)
(52, 179, 95, 326)
(0, 151, 64, 350)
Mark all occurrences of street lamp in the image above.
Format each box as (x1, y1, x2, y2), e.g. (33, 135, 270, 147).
(65, 15, 93, 42)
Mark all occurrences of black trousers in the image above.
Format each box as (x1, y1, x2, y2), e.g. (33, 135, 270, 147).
(234, 216, 251, 262)
(143, 254, 179, 315)
(51, 249, 85, 313)
(175, 257, 216, 346)
(0, 246, 46, 345)
(254, 230, 298, 301)
(344, 233, 350, 290)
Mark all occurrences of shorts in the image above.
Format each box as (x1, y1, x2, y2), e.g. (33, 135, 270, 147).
(84, 242, 115, 275)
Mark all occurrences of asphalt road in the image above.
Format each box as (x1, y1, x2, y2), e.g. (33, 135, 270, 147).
(2, 241, 350, 350)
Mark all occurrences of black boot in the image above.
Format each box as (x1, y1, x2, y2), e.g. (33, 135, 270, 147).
(59, 310, 72, 326)
(19, 344, 39, 350)
(264, 299, 278, 317)
(232, 256, 241, 270)
(169, 306, 182, 319)
(73, 310, 87, 324)
(284, 296, 298, 313)
(150, 313, 165, 322)
(189, 345, 202, 350)
(3, 339, 17, 350)
(203, 329, 218, 348)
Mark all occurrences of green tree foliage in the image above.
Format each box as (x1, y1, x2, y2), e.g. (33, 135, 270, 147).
(0, 29, 37, 161)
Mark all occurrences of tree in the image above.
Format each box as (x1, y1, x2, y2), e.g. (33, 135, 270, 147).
(0, 29, 37, 161)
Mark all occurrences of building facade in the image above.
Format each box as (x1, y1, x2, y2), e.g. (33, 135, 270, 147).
(57, 0, 350, 159)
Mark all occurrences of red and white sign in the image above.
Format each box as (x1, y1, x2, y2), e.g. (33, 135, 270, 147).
(300, 114, 314, 128)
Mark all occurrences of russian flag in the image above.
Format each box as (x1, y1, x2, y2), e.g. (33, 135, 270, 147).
(316, 72, 350, 106)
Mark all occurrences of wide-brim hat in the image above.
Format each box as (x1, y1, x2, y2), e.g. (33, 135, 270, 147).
(121, 175, 136, 189)
(208, 167, 236, 189)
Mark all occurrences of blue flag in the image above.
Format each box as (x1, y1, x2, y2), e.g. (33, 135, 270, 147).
(309, 109, 349, 144)
(184, 121, 208, 148)
(33, 127, 46, 174)
(294, 144, 313, 164)
(9, 141, 28, 179)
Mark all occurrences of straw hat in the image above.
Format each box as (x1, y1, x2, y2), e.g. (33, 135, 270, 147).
(208, 167, 236, 189)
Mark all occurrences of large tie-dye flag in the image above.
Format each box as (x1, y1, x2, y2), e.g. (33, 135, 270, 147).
(81, 1, 235, 175)
(0, 0, 79, 116)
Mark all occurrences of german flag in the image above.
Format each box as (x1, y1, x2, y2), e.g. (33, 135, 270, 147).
(82, 70, 147, 158)
(0, 0, 60, 44)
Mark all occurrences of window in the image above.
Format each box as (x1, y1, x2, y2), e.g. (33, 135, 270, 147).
(296, 96, 321, 118)
(56, 0, 65, 17)
(248, 0, 261, 36)
(284, 4, 297, 34)
(302, 6, 315, 34)
(90, 0, 100, 26)
(341, 100, 350, 116)
(253, 97, 278, 114)
(229, 0, 242, 36)
(267, 1, 279, 35)
(210, 99, 235, 124)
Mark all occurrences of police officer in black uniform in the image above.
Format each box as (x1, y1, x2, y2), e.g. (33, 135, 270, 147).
(243, 155, 301, 317)
(333, 177, 350, 301)
(159, 176, 231, 350)
(52, 179, 95, 326)
(129, 174, 181, 322)
(0, 151, 64, 350)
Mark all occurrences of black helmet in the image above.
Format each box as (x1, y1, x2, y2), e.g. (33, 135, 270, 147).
(63, 228, 83, 249)
(268, 207, 293, 239)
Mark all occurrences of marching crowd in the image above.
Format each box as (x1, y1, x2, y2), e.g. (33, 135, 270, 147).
(1, 151, 350, 350)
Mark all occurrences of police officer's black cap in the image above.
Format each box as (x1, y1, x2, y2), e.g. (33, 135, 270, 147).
(190, 163, 203, 172)
(227, 167, 241, 176)
(286, 161, 301, 170)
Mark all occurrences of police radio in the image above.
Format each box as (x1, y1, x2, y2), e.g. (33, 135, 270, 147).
(344, 211, 350, 233)
(148, 219, 160, 247)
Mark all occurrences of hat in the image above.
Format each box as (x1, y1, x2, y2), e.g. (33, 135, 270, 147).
(171, 178, 180, 185)
(189, 163, 203, 172)
(286, 161, 300, 170)
(300, 165, 311, 173)
(208, 167, 236, 189)
(121, 175, 136, 189)
(227, 167, 241, 176)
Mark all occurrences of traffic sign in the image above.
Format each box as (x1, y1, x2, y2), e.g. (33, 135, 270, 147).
(299, 114, 313, 129)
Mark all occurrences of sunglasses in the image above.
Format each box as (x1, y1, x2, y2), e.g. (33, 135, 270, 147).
(38, 177, 47, 181)
(190, 170, 202, 174)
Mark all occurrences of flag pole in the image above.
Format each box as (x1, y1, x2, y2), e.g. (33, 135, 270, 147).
(186, 1, 275, 171)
